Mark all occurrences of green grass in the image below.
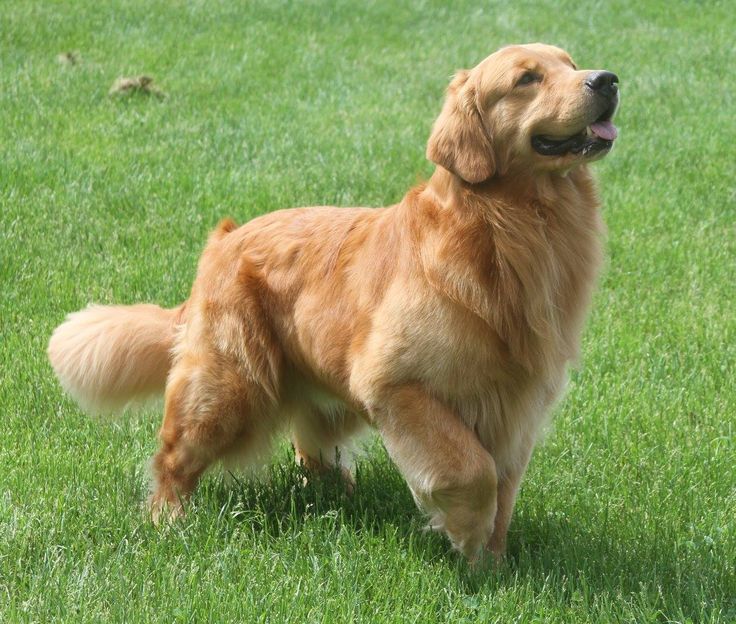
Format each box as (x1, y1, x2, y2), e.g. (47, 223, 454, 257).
(1, 0, 734, 621)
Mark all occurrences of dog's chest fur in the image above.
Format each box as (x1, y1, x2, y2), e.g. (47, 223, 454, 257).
(376, 170, 605, 469)
(417, 169, 603, 375)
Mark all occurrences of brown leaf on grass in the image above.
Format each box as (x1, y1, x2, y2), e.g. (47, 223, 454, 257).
(108, 75, 166, 99)
(57, 51, 80, 65)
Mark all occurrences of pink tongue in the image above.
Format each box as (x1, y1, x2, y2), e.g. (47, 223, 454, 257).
(589, 120, 618, 141)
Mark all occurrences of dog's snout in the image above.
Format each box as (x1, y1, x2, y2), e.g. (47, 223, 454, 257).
(585, 71, 619, 98)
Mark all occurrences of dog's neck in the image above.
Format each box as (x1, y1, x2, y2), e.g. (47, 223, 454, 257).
(425, 165, 597, 211)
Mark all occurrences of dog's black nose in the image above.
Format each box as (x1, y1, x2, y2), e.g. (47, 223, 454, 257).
(585, 71, 619, 98)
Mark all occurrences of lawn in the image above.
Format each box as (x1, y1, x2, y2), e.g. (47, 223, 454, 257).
(1, 0, 734, 622)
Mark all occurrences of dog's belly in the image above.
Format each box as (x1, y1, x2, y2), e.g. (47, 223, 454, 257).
(283, 370, 351, 417)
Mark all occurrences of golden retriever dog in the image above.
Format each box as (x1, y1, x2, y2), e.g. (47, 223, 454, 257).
(48, 43, 619, 561)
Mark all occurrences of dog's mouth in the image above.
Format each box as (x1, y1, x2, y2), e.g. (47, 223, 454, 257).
(531, 103, 618, 157)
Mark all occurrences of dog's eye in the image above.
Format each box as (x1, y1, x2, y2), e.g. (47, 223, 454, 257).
(516, 72, 542, 86)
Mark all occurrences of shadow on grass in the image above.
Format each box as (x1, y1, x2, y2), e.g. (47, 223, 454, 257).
(466, 501, 733, 621)
(195, 444, 451, 556)
(190, 447, 732, 621)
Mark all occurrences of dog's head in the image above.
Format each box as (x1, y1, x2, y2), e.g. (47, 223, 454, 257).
(427, 43, 619, 183)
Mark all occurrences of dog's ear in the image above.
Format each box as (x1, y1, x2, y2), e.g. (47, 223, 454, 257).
(426, 70, 495, 184)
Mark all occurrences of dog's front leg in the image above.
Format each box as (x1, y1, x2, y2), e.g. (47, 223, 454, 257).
(372, 385, 498, 561)
(486, 462, 527, 560)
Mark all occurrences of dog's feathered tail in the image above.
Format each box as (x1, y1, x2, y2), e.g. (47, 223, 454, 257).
(47, 303, 185, 414)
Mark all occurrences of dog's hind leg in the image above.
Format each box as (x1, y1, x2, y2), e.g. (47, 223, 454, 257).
(148, 351, 280, 522)
(290, 406, 367, 492)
